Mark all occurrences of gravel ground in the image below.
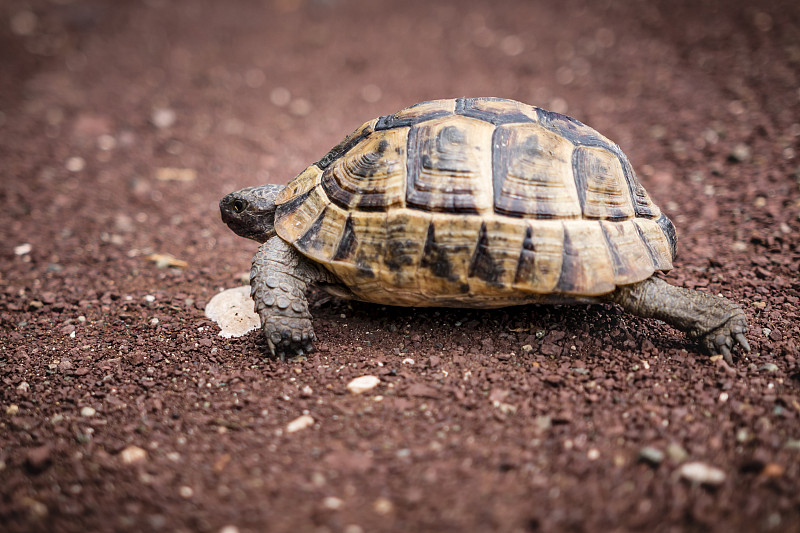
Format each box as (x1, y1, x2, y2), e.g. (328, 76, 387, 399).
(1, 0, 799, 531)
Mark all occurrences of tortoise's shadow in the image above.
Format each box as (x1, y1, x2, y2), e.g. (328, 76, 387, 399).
(306, 288, 688, 359)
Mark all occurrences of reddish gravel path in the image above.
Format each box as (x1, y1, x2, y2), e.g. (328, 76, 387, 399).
(1, 1, 799, 531)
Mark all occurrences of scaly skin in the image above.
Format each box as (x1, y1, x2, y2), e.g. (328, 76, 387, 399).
(250, 236, 336, 359)
(606, 276, 750, 364)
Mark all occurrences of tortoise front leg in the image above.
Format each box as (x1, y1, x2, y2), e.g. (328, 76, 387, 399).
(606, 276, 750, 364)
(250, 236, 334, 359)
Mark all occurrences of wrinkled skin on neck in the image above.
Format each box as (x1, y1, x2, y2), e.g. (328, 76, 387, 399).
(219, 184, 285, 243)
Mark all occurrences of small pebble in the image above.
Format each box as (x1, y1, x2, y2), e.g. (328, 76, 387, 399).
(15, 243, 32, 256)
(373, 497, 394, 515)
(178, 486, 194, 498)
(286, 414, 314, 433)
(638, 446, 665, 465)
(322, 496, 343, 510)
(729, 143, 751, 162)
(401, 358, 415, 365)
(26, 445, 52, 471)
(65, 156, 86, 172)
(759, 363, 779, 373)
(219, 527, 240, 533)
(97, 134, 116, 151)
(736, 428, 752, 443)
(346, 375, 380, 395)
(151, 108, 176, 129)
(16, 382, 30, 395)
(678, 461, 726, 486)
(6, 404, 19, 416)
(80, 406, 96, 417)
(666, 443, 688, 463)
(120, 445, 147, 464)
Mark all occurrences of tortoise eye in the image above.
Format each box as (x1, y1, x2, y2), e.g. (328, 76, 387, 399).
(232, 199, 247, 213)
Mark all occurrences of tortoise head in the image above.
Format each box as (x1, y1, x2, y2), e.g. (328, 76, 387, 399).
(220, 184, 285, 243)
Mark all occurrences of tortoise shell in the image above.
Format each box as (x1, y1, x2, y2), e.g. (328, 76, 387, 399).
(273, 97, 676, 307)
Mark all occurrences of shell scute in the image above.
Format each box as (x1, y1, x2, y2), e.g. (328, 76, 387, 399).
(321, 128, 407, 211)
(572, 145, 635, 220)
(492, 123, 581, 219)
(405, 116, 494, 214)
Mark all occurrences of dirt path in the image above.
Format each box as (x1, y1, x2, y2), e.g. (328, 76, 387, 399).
(1, 0, 799, 531)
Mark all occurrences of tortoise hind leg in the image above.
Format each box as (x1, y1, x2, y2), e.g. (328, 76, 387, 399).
(605, 276, 750, 364)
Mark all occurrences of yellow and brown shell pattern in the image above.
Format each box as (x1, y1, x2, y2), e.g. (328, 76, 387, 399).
(274, 98, 676, 307)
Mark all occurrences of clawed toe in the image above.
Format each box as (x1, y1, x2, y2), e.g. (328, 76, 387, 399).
(701, 312, 749, 365)
(262, 322, 316, 360)
(734, 332, 750, 353)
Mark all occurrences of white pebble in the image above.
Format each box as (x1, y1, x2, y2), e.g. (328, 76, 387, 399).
(373, 497, 394, 515)
(286, 414, 314, 433)
(322, 496, 343, 510)
(346, 375, 380, 395)
(178, 485, 194, 498)
(401, 358, 415, 365)
(120, 445, 147, 464)
(219, 527, 240, 533)
(151, 108, 176, 129)
(204, 286, 260, 338)
(678, 461, 726, 485)
(14, 243, 32, 256)
(65, 156, 85, 172)
(80, 406, 96, 417)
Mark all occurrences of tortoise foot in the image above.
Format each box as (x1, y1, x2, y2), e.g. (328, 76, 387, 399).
(699, 308, 750, 365)
(263, 318, 316, 360)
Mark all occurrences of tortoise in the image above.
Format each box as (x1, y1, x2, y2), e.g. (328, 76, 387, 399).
(220, 97, 749, 363)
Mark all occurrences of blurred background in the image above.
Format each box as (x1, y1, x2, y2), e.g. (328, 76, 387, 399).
(1, 1, 799, 531)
